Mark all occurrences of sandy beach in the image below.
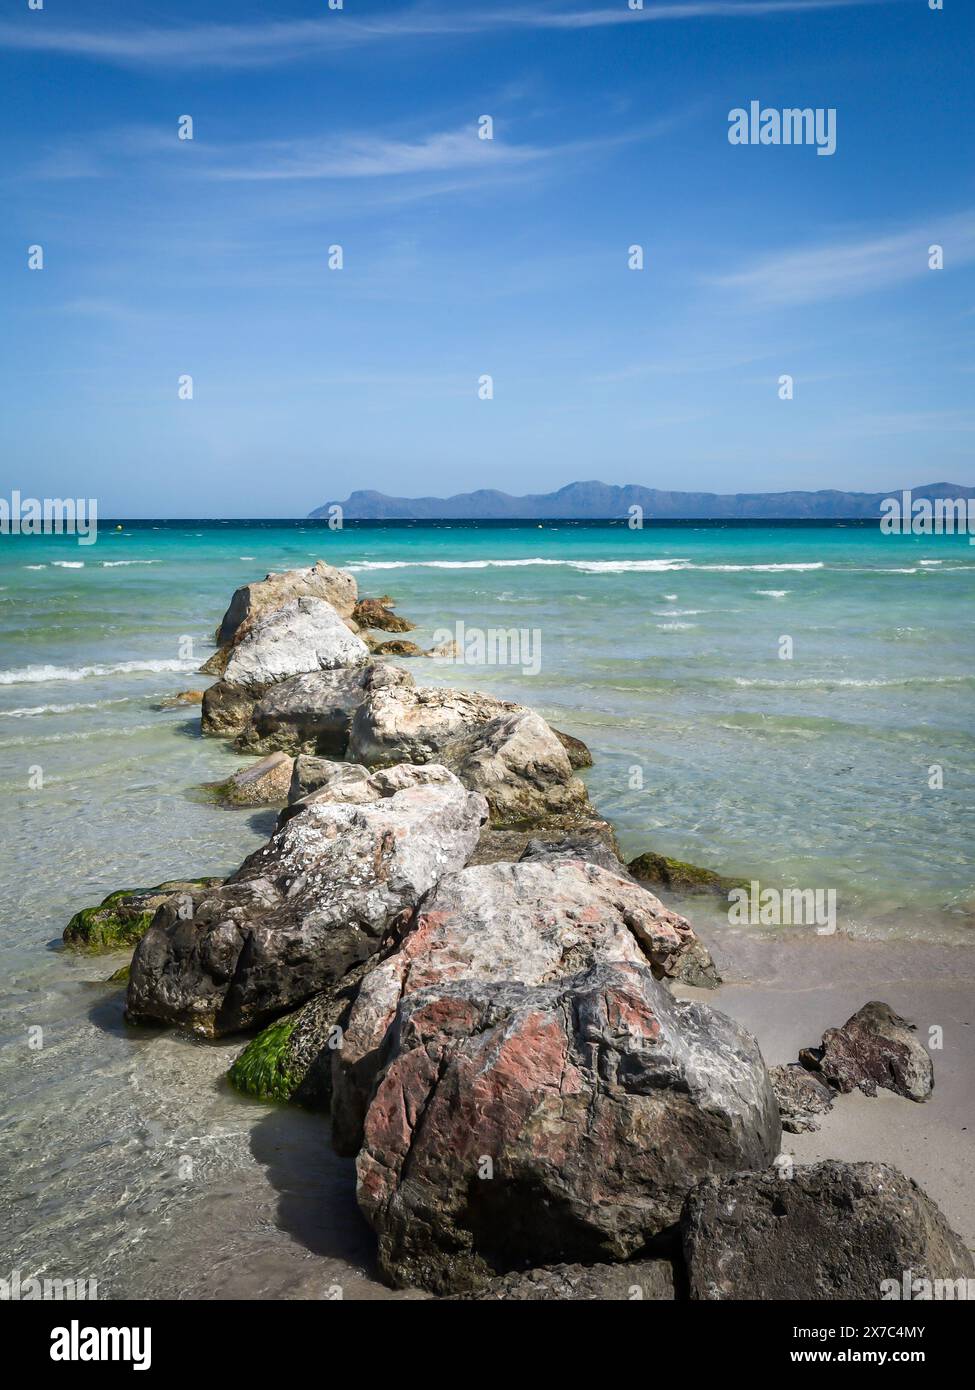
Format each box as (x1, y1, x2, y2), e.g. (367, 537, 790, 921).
(678, 926, 975, 1254)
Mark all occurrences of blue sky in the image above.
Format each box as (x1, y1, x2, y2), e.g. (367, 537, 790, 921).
(1, 0, 972, 516)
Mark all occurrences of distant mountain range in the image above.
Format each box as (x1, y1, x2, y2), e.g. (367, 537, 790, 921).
(309, 480, 975, 521)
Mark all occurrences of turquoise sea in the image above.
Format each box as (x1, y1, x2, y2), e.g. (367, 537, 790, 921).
(1, 519, 973, 1296)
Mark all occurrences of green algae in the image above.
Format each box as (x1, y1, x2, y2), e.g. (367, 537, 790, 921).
(227, 1015, 300, 1102)
(627, 851, 751, 898)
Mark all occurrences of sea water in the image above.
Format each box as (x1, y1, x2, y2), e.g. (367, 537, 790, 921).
(0, 520, 972, 1295)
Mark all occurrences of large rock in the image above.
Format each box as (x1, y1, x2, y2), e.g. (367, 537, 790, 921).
(280, 759, 461, 828)
(799, 1001, 934, 1103)
(202, 601, 372, 738)
(356, 960, 780, 1293)
(349, 683, 591, 827)
(332, 857, 718, 1153)
(217, 560, 358, 644)
(222, 597, 368, 691)
(126, 769, 488, 1037)
(682, 1161, 974, 1300)
(349, 684, 514, 766)
(233, 663, 413, 754)
(443, 708, 590, 827)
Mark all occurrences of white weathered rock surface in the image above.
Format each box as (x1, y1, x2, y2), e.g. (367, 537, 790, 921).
(126, 770, 488, 1036)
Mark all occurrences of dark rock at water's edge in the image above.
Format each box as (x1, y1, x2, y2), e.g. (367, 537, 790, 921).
(368, 639, 426, 657)
(154, 689, 204, 710)
(628, 850, 749, 898)
(227, 962, 370, 1107)
(682, 1161, 974, 1300)
(204, 752, 295, 807)
(63, 880, 223, 953)
(552, 727, 593, 769)
(352, 597, 416, 634)
(356, 961, 780, 1293)
(798, 1000, 934, 1103)
(125, 769, 487, 1036)
(467, 822, 621, 868)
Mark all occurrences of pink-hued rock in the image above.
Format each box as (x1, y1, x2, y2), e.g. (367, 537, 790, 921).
(332, 857, 717, 1153)
(355, 961, 780, 1293)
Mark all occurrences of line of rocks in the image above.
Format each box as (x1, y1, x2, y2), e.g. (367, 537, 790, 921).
(65, 559, 973, 1298)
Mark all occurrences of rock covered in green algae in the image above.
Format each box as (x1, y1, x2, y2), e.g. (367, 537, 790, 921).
(627, 850, 749, 898)
(204, 751, 294, 807)
(228, 963, 371, 1107)
(63, 880, 223, 952)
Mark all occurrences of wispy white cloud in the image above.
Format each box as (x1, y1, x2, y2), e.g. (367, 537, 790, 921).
(0, 1, 900, 71)
(714, 212, 975, 307)
(205, 127, 544, 182)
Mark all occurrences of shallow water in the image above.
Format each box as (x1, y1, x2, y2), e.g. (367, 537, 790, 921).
(0, 520, 972, 1296)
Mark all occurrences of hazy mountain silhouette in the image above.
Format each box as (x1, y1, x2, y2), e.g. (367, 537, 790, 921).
(309, 480, 975, 520)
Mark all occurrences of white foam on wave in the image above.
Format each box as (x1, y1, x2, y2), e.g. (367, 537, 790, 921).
(52, 561, 85, 568)
(656, 621, 696, 631)
(347, 557, 825, 574)
(0, 659, 199, 686)
(2, 697, 132, 718)
(23, 564, 47, 570)
(696, 562, 823, 573)
(101, 560, 159, 567)
(756, 589, 790, 598)
(734, 674, 972, 689)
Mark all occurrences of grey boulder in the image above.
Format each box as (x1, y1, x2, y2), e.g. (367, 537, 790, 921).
(349, 682, 591, 827)
(682, 1160, 974, 1300)
(217, 560, 358, 644)
(222, 596, 369, 691)
(232, 662, 413, 754)
(126, 769, 488, 1037)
